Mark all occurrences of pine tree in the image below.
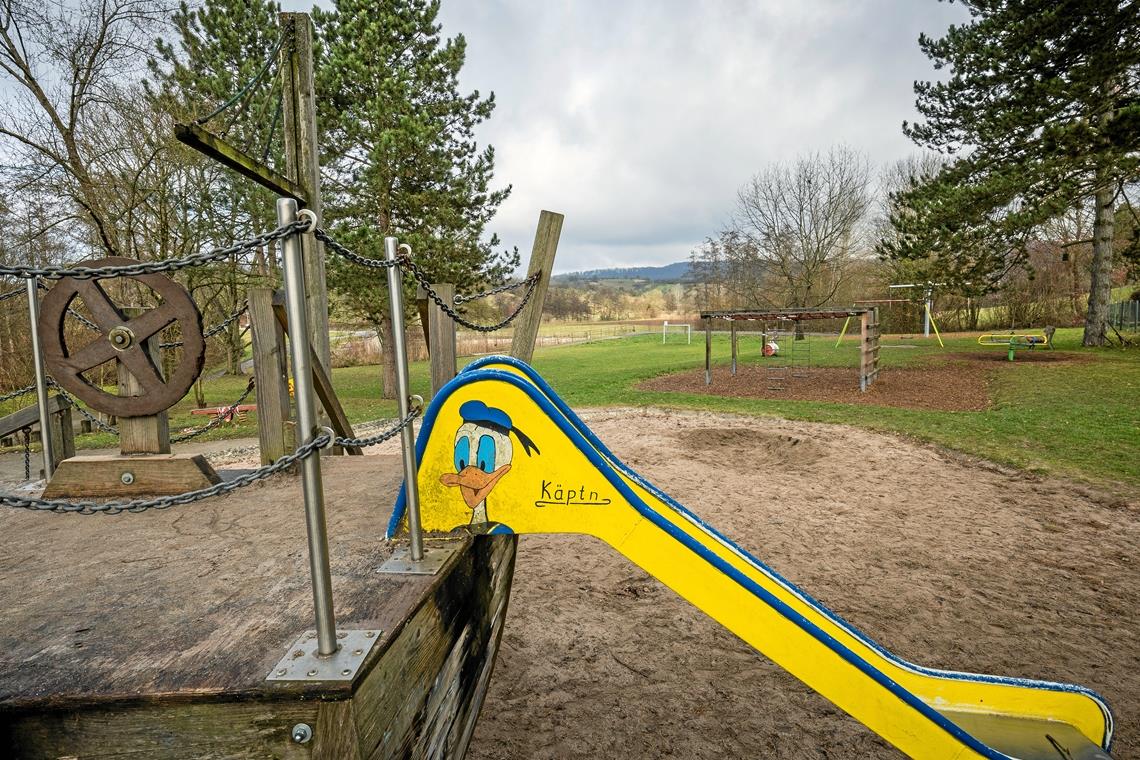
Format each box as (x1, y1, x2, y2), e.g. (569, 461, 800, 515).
(883, 0, 1140, 345)
(148, 0, 284, 374)
(314, 0, 517, 394)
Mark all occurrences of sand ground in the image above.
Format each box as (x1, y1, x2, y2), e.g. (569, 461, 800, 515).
(466, 408, 1138, 759)
(2, 406, 1134, 758)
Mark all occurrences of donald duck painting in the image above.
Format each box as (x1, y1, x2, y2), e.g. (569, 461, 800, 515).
(439, 400, 539, 534)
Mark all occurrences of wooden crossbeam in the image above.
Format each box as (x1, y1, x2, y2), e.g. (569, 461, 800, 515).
(174, 123, 308, 205)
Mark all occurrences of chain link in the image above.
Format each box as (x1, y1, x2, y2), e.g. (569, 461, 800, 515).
(0, 384, 35, 403)
(0, 432, 329, 515)
(403, 257, 540, 332)
(160, 302, 248, 348)
(0, 220, 311, 280)
(171, 378, 256, 443)
(454, 273, 541, 305)
(47, 380, 119, 435)
(313, 227, 399, 269)
(334, 405, 420, 448)
(22, 429, 30, 481)
(0, 286, 25, 303)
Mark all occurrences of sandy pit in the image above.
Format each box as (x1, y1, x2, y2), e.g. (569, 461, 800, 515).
(466, 408, 1139, 759)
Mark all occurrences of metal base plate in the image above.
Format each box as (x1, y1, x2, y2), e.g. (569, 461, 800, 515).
(266, 629, 381, 682)
(378, 543, 459, 575)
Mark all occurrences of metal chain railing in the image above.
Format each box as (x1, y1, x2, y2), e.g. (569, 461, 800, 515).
(0, 220, 310, 280)
(334, 404, 420, 449)
(0, 286, 25, 303)
(160, 302, 249, 348)
(0, 384, 35, 403)
(402, 257, 539, 332)
(0, 432, 329, 515)
(454, 273, 541, 305)
(22, 429, 30, 481)
(46, 380, 119, 435)
(312, 228, 399, 270)
(170, 378, 256, 443)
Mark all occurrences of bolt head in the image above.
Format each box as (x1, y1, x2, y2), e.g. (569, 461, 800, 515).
(291, 723, 313, 744)
(306, 669, 318, 677)
(340, 668, 352, 676)
(276, 668, 287, 677)
(352, 649, 363, 656)
(120, 471, 135, 485)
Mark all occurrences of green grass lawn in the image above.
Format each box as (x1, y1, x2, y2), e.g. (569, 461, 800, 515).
(6, 325, 1138, 494)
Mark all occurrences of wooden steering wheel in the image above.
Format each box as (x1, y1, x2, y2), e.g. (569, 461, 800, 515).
(38, 258, 205, 418)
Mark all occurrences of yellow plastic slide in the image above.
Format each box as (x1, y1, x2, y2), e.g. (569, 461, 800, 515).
(388, 356, 1113, 759)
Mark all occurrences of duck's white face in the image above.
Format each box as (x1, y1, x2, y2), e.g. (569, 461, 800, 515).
(439, 423, 514, 509)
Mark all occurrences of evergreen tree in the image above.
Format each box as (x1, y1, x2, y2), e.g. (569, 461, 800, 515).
(314, 0, 517, 393)
(148, 0, 284, 373)
(883, 0, 1140, 345)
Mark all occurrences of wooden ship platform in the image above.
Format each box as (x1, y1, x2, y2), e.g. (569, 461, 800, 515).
(0, 455, 516, 759)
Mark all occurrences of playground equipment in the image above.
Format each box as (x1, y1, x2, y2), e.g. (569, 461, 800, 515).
(978, 330, 1054, 361)
(701, 307, 881, 392)
(389, 354, 1114, 760)
(661, 320, 691, 344)
(0, 200, 562, 758)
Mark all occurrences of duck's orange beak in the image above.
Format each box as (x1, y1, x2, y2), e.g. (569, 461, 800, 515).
(440, 464, 512, 509)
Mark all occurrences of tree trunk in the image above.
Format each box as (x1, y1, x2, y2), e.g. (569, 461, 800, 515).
(1083, 181, 1115, 346)
(379, 318, 397, 400)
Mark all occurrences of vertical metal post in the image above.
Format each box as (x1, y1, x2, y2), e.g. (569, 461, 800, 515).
(730, 321, 737, 375)
(26, 277, 55, 479)
(385, 236, 424, 562)
(279, 198, 338, 656)
(923, 287, 932, 338)
(704, 317, 712, 386)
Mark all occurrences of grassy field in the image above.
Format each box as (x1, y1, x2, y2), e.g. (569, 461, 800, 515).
(6, 326, 1137, 494)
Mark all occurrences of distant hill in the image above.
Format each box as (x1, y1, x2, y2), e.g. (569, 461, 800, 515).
(554, 261, 692, 283)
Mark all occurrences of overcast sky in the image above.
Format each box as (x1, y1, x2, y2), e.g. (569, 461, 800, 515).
(286, 0, 970, 273)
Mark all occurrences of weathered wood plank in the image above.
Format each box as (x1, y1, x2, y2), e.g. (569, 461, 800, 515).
(509, 210, 563, 363)
(3, 700, 318, 760)
(0, 395, 68, 440)
(42, 453, 221, 498)
(174, 123, 307, 204)
(118, 317, 170, 455)
(351, 535, 517, 759)
(279, 12, 329, 375)
(427, 283, 457, 397)
(249, 288, 292, 465)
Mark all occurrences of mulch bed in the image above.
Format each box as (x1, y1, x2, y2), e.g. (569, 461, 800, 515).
(637, 350, 1088, 412)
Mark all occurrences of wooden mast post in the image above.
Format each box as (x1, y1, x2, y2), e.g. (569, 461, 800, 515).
(510, 210, 563, 364)
(427, 283, 457, 396)
(279, 12, 329, 375)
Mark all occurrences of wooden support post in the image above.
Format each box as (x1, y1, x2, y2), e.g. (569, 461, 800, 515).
(249, 288, 292, 464)
(271, 298, 362, 455)
(730, 321, 738, 375)
(428, 283, 457, 396)
(47, 404, 74, 474)
(509, 210, 564, 363)
(416, 285, 431, 347)
(705, 317, 712, 385)
(118, 310, 170, 455)
(280, 12, 329, 375)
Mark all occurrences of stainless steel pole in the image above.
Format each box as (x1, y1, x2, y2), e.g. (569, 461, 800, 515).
(279, 198, 338, 656)
(26, 277, 55, 480)
(385, 236, 424, 562)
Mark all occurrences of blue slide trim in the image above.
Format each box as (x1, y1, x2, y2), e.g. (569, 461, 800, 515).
(390, 357, 1113, 754)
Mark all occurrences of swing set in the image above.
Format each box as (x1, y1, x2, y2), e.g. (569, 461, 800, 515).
(835, 297, 945, 348)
